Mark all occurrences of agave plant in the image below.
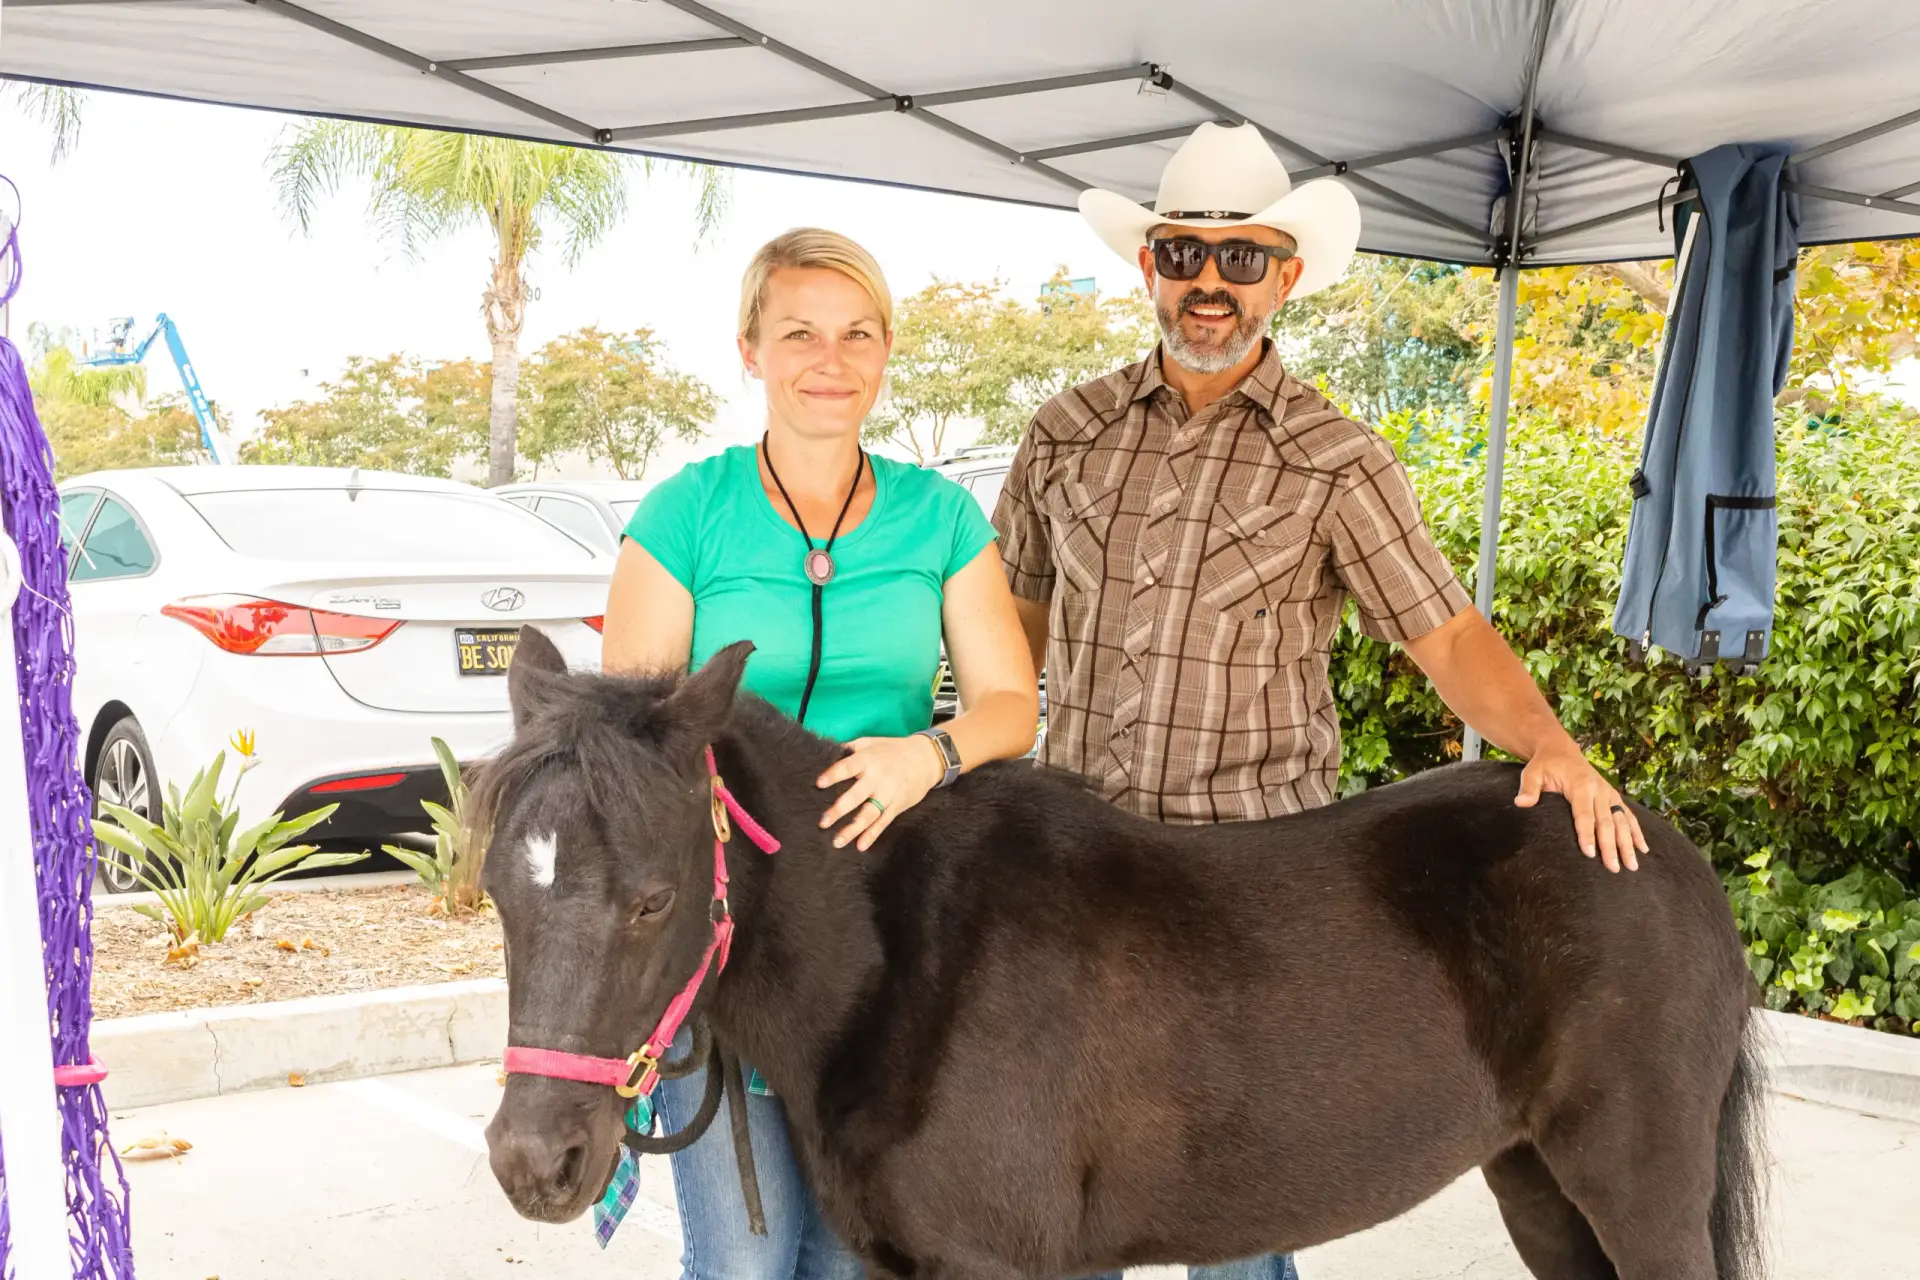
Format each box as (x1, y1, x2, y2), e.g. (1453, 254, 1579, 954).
(93, 740, 365, 943)
(383, 737, 484, 915)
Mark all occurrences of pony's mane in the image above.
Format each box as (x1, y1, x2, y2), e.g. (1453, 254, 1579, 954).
(462, 666, 840, 888)
(464, 668, 688, 883)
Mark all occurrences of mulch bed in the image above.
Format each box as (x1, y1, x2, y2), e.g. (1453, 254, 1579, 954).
(89, 884, 504, 1020)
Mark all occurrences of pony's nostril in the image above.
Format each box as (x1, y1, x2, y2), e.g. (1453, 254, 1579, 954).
(555, 1142, 586, 1195)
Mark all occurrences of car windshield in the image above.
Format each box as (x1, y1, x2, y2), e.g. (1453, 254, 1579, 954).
(184, 488, 598, 562)
(609, 499, 641, 525)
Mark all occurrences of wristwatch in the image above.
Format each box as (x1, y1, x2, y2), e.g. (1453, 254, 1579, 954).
(914, 726, 963, 788)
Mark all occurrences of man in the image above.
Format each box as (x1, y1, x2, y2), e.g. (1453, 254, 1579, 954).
(993, 123, 1647, 1280)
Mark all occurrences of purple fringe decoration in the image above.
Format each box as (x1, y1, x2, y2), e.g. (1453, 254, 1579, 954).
(0, 219, 137, 1276)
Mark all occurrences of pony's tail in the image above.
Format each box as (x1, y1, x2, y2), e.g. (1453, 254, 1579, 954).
(1712, 1011, 1771, 1280)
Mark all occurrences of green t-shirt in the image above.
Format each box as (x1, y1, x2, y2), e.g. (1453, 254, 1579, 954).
(624, 444, 998, 742)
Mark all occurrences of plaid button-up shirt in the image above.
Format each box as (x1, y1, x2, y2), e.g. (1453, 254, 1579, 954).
(993, 342, 1471, 824)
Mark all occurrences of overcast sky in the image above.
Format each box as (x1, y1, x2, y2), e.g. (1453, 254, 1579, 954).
(4, 89, 1913, 480)
(0, 88, 1136, 473)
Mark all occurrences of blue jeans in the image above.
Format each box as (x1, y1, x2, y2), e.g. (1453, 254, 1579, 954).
(1089, 1258, 1299, 1280)
(655, 1028, 865, 1280)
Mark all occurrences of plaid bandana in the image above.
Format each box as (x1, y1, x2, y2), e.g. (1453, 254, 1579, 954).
(593, 1096, 653, 1247)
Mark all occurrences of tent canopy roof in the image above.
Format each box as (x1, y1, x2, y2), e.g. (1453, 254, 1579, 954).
(6, 0, 1919, 265)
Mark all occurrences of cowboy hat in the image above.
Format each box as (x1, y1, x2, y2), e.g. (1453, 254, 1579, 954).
(1078, 122, 1362, 300)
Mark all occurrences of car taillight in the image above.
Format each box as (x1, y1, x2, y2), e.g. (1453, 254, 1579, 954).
(310, 771, 408, 794)
(583, 616, 605, 633)
(161, 595, 400, 655)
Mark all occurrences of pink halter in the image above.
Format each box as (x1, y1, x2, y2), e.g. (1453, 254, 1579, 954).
(501, 746, 780, 1097)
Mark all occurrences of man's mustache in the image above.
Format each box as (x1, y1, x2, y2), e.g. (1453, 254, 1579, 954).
(1178, 289, 1244, 319)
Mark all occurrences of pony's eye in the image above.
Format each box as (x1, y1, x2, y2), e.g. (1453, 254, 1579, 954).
(634, 889, 675, 921)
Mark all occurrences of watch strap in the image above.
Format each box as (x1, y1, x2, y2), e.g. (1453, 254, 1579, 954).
(914, 727, 963, 788)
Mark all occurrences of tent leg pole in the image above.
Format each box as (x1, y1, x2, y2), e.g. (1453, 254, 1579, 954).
(1462, 266, 1521, 763)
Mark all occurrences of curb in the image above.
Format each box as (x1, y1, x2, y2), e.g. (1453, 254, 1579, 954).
(92, 978, 505, 1109)
(1761, 1008, 1920, 1124)
(91, 869, 419, 912)
(88, 987, 1920, 1120)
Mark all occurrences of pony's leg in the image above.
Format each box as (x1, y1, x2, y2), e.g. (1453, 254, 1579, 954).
(1534, 1104, 1719, 1280)
(1482, 1145, 1615, 1279)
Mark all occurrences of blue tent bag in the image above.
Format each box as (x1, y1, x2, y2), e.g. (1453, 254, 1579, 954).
(1611, 143, 1800, 673)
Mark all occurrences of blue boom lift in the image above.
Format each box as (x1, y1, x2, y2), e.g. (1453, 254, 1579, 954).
(81, 314, 230, 464)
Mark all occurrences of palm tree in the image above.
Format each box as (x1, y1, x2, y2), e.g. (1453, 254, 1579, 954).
(2, 80, 87, 161)
(27, 323, 146, 407)
(271, 123, 727, 485)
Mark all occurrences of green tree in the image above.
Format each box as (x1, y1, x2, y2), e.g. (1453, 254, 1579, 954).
(243, 354, 483, 475)
(868, 281, 1004, 462)
(1270, 256, 1495, 423)
(984, 271, 1154, 442)
(870, 272, 1151, 461)
(27, 325, 205, 479)
(521, 327, 715, 480)
(270, 122, 727, 486)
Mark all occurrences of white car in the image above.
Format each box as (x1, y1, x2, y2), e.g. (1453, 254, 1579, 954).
(57, 466, 611, 892)
(495, 479, 654, 555)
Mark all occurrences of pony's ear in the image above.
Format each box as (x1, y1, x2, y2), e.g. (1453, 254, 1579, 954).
(666, 640, 754, 734)
(508, 627, 567, 730)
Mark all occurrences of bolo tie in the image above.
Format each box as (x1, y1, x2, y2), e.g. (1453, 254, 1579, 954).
(759, 434, 865, 725)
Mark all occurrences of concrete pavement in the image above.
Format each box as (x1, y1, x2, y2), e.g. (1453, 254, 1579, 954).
(114, 1061, 1919, 1280)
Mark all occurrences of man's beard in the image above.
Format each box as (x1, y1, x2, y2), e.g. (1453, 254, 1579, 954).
(1157, 288, 1268, 375)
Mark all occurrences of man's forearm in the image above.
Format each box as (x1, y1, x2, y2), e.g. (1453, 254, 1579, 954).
(1402, 609, 1576, 761)
(1012, 595, 1050, 679)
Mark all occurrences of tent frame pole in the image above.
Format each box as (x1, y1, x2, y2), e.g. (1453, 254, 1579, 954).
(442, 37, 749, 73)
(1790, 103, 1920, 166)
(245, 0, 602, 141)
(1462, 256, 1522, 761)
(1169, 82, 1487, 242)
(1462, 0, 1553, 761)
(1783, 181, 1920, 220)
(605, 63, 1158, 145)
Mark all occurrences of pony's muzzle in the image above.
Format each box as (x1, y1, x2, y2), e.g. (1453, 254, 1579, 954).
(486, 1091, 615, 1223)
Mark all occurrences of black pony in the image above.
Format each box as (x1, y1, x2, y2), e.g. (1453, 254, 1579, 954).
(481, 630, 1767, 1280)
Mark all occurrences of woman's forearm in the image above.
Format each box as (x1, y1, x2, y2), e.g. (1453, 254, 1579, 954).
(935, 686, 1041, 776)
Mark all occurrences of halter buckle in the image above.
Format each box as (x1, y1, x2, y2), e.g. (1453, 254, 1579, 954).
(616, 1047, 661, 1098)
(710, 775, 732, 844)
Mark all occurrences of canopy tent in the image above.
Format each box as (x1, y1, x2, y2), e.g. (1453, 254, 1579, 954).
(5, 0, 1920, 263)
(4, 5, 1920, 1270)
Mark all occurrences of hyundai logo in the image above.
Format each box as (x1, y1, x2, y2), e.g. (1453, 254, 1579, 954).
(481, 587, 526, 612)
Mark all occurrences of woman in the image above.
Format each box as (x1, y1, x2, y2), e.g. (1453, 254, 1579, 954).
(602, 227, 1040, 1280)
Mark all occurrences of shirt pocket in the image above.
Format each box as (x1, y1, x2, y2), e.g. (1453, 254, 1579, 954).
(1196, 500, 1319, 624)
(1041, 474, 1123, 594)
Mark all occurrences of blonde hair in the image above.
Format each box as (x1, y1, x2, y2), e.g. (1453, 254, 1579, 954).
(738, 227, 893, 342)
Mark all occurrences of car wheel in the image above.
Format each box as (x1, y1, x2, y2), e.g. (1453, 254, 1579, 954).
(92, 716, 159, 894)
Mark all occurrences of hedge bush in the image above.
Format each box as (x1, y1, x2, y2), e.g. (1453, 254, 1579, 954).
(1333, 395, 1920, 1029)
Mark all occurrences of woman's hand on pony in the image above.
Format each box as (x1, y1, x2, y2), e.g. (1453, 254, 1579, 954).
(816, 735, 947, 851)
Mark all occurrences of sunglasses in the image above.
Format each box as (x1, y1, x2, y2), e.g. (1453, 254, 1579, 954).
(1150, 237, 1295, 285)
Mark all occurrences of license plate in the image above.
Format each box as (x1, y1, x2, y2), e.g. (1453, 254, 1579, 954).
(455, 627, 519, 676)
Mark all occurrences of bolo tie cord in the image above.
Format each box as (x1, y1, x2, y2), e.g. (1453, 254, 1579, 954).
(760, 437, 866, 725)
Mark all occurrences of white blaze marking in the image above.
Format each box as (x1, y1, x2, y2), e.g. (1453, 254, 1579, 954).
(524, 831, 557, 888)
